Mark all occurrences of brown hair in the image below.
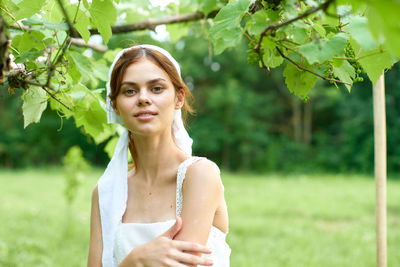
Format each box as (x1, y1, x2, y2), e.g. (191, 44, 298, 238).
(109, 47, 195, 168)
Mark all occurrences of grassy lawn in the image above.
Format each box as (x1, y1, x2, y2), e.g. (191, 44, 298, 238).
(0, 168, 399, 267)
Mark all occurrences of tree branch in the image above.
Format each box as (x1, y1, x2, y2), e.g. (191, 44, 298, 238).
(69, 37, 107, 52)
(276, 47, 351, 86)
(89, 10, 219, 35)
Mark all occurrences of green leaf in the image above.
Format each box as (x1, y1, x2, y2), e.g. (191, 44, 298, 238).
(246, 9, 269, 36)
(167, 24, 189, 43)
(298, 33, 348, 64)
(65, 4, 91, 43)
(312, 23, 326, 38)
(332, 59, 355, 92)
(283, 63, 317, 98)
(11, 31, 45, 53)
(346, 15, 378, 51)
(209, 0, 252, 55)
(22, 86, 48, 128)
(66, 54, 82, 83)
(89, 0, 117, 44)
(358, 47, 392, 85)
(14, 49, 43, 63)
(288, 25, 309, 44)
(197, 0, 218, 14)
(261, 38, 283, 68)
(74, 12, 91, 43)
(14, 0, 46, 20)
(92, 60, 110, 82)
(1, 0, 20, 25)
(82, 0, 90, 9)
(104, 136, 119, 159)
(68, 51, 96, 84)
(367, 2, 400, 57)
(262, 48, 284, 68)
(71, 84, 114, 143)
(22, 19, 69, 30)
(42, 0, 63, 23)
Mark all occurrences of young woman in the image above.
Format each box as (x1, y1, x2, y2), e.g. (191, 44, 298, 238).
(87, 45, 231, 267)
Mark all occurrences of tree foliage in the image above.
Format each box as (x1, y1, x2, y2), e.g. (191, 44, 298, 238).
(0, 0, 399, 158)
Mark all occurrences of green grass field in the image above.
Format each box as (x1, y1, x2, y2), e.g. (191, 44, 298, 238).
(0, 168, 399, 267)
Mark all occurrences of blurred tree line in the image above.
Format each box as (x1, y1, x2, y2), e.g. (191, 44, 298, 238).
(1, 34, 399, 174)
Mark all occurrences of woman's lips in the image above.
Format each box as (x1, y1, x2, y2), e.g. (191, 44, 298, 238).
(135, 114, 156, 121)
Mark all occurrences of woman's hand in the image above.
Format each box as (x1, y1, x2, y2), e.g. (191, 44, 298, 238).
(118, 217, 213, 267)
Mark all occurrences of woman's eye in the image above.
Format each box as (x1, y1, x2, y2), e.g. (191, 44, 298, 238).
(152, 86, 163, 92)
(124, 89, 136, 95)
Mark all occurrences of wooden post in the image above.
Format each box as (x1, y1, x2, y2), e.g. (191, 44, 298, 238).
(373, 73, 387, 267)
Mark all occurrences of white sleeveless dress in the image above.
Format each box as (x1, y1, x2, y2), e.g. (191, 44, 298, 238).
(113, 156, 231, 266)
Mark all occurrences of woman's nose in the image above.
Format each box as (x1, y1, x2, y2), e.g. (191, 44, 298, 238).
(137, 89, 151, 105)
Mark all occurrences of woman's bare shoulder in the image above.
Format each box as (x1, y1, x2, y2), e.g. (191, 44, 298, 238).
(184, 157, 223, 193)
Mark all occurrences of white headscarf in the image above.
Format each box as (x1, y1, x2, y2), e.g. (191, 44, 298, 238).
(97, 44, 193, 267)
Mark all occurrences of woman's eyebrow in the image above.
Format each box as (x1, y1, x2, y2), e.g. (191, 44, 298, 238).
(121, 78, 166, 86)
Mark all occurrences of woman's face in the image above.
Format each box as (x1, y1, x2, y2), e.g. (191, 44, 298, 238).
(113, 59, 184, 135)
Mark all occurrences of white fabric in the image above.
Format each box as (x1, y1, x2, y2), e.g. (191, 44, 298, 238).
(113, 156, 231, 267)
(98, 45, 194, 267)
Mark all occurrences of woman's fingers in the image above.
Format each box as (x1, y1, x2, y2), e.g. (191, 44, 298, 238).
(172, 240, 212, 254)
(172, 250, 213, 266)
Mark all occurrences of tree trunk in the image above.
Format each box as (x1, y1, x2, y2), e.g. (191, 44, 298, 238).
(292, 97, 302, 142)
(0, 14, 10, 84)
(303, 100, 312, 145)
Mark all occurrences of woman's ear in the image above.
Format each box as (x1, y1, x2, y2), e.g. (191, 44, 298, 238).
(175, 88, 185, 109)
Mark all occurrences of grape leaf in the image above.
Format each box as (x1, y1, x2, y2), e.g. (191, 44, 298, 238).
(298, 33, 348, 64)
(197, 0, 218, 14)
(346, 15, 378, 51)
(65, 5, 91, 43)
(89, 0, 117, 44)
(14, 0, 46, 20)
(332, 59, 354, 92)
(209, 0, 251, 55)
(22, 19, 69, 30)
(286, 24, 309, 44)
(261, 38, 283, 68)
(104, 136, 119, 158)
(167, 24, 189, 43)
(15, 49, 43, 63)
(42, 0, 63, 23)
(312, 23, 326, 38)
(68, 51, 96, 84)
(71, 84, 113, 143)
(66, 54, 82, 83)
(358, 47, 392, 85)
(11, 31, 44, 53)
(367, 2, 400, 58)
(283, 63, 317, 98)
(22, 86, 48, 128)
(246, 9, 269, 36)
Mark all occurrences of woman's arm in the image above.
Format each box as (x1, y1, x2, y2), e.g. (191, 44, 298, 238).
(88, 186, 214, 267)
(118, 217, 213, 267)
(173, 159, 224, 257)
(87, 185, 103, 267)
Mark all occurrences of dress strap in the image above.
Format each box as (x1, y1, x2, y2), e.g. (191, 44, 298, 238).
(176, 156, 205, 217)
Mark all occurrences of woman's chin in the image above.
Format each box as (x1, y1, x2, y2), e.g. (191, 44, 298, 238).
(127, 125, 161, 136)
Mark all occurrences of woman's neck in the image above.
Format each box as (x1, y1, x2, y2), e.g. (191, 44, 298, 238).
(130, 130, 189, 184)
